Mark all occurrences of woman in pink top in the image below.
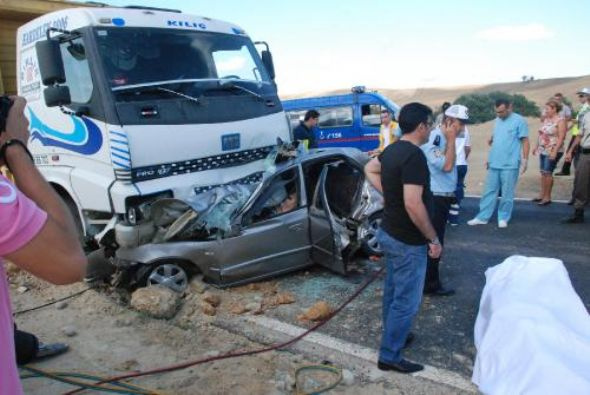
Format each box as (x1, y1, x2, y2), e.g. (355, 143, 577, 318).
(533, 100, 567, 205)
(0, 96, 86, 395)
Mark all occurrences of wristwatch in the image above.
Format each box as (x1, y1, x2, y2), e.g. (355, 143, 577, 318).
(428, 237, 441, 245)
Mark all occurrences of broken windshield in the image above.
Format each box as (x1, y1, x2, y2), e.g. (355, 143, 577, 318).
(94, 27, 271, 95)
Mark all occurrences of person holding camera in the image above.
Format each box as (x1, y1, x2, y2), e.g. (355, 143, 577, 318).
(0, 96, 87, 394)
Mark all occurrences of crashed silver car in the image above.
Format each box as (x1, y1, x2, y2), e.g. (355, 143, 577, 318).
(109, 148, 383, 292)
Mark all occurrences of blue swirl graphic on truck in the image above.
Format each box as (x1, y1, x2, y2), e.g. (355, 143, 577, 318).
(29, 109, 103, 155)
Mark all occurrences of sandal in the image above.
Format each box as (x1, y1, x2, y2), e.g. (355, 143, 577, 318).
(532, 197, 543, 202)
(537, 200, 552, 206)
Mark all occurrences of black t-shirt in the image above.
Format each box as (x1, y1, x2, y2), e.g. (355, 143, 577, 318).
(378, 140, 433, 245)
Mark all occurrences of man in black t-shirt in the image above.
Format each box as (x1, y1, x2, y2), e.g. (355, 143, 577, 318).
(364, 102, 441, 374)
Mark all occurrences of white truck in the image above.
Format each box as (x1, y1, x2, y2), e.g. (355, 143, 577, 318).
(16, 6, 290, 246)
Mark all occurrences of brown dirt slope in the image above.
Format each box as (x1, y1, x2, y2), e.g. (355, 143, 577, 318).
(283, 75, 590, 110)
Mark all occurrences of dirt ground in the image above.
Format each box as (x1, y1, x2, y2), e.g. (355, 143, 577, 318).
(9, 267, 466, 395)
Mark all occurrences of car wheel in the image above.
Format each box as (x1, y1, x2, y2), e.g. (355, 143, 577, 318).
(143, 262, 189, 293)
(362, 212, 383, 256)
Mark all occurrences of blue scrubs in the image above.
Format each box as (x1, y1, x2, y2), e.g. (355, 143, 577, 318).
(475, 113, 529, 222)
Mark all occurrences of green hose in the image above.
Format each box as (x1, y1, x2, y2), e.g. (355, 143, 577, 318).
(294, 364, 343, 395)
(19, 366, 161, 395)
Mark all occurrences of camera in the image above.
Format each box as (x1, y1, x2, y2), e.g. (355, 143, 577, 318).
(0, 95, 14, 134)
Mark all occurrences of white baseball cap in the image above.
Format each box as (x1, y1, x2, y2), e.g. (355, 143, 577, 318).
(444, 104, 470, 122)
(577, 87, 590, 95)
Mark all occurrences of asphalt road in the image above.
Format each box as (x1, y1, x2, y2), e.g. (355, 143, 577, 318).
(262, 198, 590, 378)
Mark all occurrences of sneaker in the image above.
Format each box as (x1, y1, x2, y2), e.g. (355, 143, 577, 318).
(498, 220, 508, 228)
(467, 218, 488, 226)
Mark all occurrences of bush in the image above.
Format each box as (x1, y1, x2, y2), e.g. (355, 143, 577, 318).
(453, 91, 540, 124)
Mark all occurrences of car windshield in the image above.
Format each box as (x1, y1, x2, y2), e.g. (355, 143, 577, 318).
(94, 27, 270, 90)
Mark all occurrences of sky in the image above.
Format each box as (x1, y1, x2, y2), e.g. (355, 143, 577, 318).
(77, 0, 589, 96)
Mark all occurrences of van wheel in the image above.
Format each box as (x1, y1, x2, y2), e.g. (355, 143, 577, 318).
(362, 212, 383, 257)
(139, 262, 190, 293)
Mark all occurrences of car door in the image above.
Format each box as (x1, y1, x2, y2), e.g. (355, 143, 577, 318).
(216, 168, 311, 285)
(309, 164, 349, 274)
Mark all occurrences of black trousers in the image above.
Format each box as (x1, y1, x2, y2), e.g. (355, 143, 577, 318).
(14, 326, 39, 365)
(425, 195, 453, 291)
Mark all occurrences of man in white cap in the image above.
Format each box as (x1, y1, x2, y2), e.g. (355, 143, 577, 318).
(468, 98, 529, 228)
(420, 104, 469, 296)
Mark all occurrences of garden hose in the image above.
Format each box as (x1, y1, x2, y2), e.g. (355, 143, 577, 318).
(294, 364, 343, 395)
(19, 366, 163, 395)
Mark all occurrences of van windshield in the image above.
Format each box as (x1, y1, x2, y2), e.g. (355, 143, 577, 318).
(94, 27, 270, 90)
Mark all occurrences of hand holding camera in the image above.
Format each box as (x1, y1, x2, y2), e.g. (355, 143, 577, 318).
(0, 96, 32, 168)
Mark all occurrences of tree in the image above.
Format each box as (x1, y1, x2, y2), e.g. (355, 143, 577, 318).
(454, 91, 540, 123)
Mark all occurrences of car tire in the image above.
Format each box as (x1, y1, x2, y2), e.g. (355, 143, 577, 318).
(362, 211, 383, 257)
(138, 261, 190, 293)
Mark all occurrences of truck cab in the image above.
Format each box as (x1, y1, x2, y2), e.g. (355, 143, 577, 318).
(282, 86, 400, 152)
(16, 6, 290, 243)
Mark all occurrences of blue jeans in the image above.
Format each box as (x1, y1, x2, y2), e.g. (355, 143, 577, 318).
(475, 168, 519, 223)
(377, 229, 427, 363)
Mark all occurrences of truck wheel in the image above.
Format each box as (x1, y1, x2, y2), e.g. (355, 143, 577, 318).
(362, 212, 383, 257)
(140, 262, 190, 293)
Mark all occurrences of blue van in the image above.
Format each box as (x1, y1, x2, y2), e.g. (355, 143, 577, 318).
(282, 86, 400, 152)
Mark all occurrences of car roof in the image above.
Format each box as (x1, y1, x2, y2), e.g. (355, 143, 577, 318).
(274, 147, 369, 173)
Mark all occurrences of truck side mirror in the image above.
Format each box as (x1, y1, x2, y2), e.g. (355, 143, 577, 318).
(44, 85, 71, 107)
(261, 50, 275, 81)
(36, 39, 66, 85)
(36, 39, 72, 107)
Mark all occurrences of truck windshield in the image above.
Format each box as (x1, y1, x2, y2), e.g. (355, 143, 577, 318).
(94, 27, 270, 90)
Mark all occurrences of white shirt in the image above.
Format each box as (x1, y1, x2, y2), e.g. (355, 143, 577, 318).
(455, 127, 471, 166)
(381, 124, 392, 146)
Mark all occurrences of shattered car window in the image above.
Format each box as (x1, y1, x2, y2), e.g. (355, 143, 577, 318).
(248, 168, 301, 224)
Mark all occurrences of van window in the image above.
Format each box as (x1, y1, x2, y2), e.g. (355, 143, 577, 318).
(287, 110, 307, 130)
(318, 106, 353, 128)
(361, 104, 385, 127)
(60, 38, 93, 103)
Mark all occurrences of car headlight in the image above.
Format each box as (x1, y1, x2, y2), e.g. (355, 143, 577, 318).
(124, 190, 173, 225)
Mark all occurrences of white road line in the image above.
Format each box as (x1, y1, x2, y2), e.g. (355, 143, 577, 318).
(246, 315, 477, 393)
(464, 194, 569, 203)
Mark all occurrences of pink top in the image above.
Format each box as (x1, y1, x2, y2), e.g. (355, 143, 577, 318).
(0, 175, 47, 395)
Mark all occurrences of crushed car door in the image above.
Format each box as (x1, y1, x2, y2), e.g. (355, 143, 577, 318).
(309, 163, 349, 274)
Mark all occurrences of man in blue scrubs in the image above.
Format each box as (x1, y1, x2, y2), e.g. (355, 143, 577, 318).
(468, 99, 530, 228)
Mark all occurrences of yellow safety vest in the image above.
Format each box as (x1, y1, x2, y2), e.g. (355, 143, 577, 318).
(377, 121, 399, 152)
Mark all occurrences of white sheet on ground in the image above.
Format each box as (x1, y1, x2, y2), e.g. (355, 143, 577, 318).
(472, 255, 590, 395)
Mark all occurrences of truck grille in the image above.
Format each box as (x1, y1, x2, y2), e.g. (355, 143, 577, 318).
(127, 146, 274, 183)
